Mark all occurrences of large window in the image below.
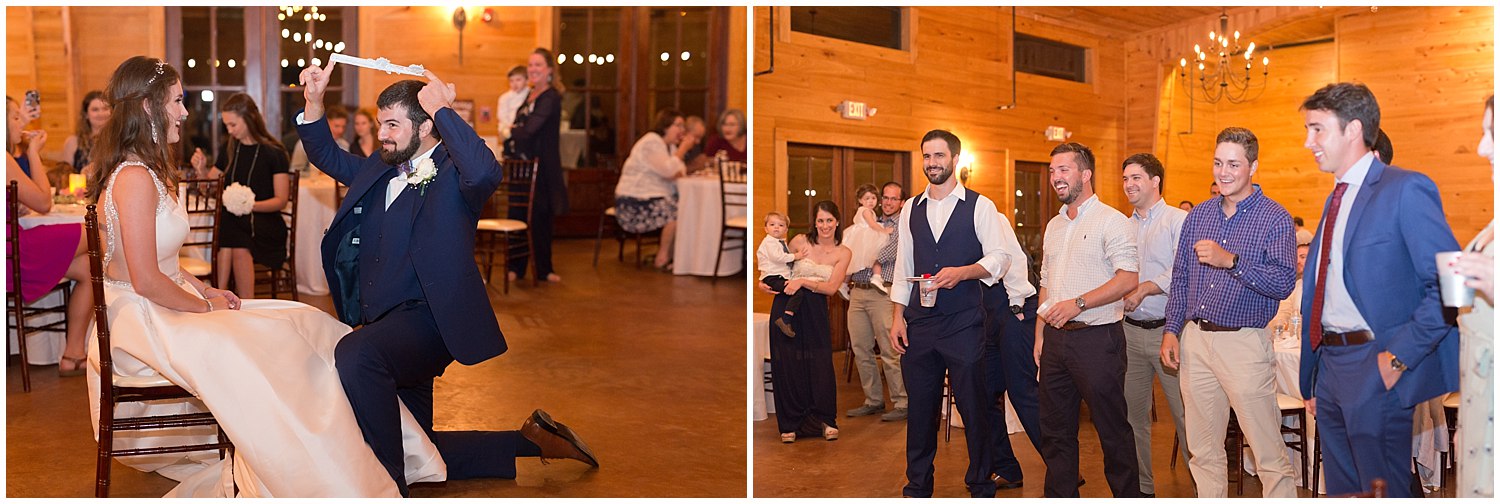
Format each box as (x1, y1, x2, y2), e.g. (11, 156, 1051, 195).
(175, 6, 249, 165)
(169, 6, 356, 166)
(790, 6, 906, 51)
(557, 8, 622, 167)
(276, 6, 353, 141)
(1015, 33, 1088, 83)
(647, 7, 715, 136)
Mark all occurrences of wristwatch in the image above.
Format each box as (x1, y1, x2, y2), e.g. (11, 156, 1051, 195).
(1229, 253, 1240, 270)
(1389, 354, 1408, 372)
(1075, 297, 1087, 310)
(1010, 305, 1024, 315)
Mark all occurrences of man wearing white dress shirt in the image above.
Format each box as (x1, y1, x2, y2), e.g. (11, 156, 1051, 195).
(1033, 142, 1141, 497)
(979, 209, 1041, 490)
(1118, 153, 1189, 497)
(888, 129, 1010, 498)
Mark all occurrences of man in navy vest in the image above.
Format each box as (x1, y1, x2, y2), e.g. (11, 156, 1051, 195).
(889, 129, 1011, 498)
(297, 60, 597, 496)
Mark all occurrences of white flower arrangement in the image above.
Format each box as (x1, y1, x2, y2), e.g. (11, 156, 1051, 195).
(407, 158, 438, 196)
(222, 182, 256, 216)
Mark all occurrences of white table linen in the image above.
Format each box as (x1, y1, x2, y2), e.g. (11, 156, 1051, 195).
(753, 313, 772, 421)
(672, 175, 746, 277)
(294, 174, 338, 296)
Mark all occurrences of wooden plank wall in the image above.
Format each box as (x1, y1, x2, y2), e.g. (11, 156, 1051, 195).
(752, 6, 1135, 312)
(1144, 6, 1494, 243)
(70, 8, 167, 101)
(728, 7, 746, 114)
(356, 6, 544, 139)
(6, 6, 165, 164)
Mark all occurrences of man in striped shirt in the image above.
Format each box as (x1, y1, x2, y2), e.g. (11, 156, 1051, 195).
(1160, 127, 1298, 498)
(1033, 142, 1141, 497)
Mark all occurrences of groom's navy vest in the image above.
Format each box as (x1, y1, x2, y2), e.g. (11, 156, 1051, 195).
(355, 177, 423, 324)
(906, 188, 985, 319)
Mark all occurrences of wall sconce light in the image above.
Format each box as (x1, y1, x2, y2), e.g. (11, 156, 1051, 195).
(482, 8, 494, 23)
(453, 7, 468, 64)
(957, 152, 976, 184)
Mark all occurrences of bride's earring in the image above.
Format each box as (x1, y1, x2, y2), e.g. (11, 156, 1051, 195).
(150, 123, 159, 144)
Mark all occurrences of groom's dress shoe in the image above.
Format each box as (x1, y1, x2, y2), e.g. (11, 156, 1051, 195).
(521, 409, 600, 468)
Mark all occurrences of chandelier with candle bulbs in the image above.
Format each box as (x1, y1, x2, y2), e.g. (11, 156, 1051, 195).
(1179, 10, 1270, 104)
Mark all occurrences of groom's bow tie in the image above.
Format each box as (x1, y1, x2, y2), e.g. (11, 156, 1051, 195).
(395, 161, 414, 182)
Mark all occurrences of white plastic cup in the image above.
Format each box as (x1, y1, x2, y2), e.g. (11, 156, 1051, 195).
(919, 278, 937, 308)
(1436, 251, 1475, 308)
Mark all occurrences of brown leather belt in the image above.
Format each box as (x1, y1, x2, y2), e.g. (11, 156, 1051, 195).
(1191, 318, 1244, 332)
(1320, 329, 1374, 346)
(849, 281, 890, 290)
(1124, 317, 1166, 330)
(1060, 321, 1100, 331)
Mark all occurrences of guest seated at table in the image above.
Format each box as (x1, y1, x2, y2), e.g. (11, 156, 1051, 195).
(7, 94, 42, 177)
(350, 107, 377, 159)
(614, 108, 693, 271)
(5, 96, 94, 377)
(681, 115, 707, 169)
(61, 90, 110, 176)
(1178, 200, 1194, 211)
(188, 93, 291, 299)
(701, 108, 747, 165)
(290, 104, 349, 173)
(1271, 238, 1311, 337)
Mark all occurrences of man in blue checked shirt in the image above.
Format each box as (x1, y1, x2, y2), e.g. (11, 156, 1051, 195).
(1160, 127, 1298, 498)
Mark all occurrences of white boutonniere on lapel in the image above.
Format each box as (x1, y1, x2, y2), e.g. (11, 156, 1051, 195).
(407, 158, 438, 196)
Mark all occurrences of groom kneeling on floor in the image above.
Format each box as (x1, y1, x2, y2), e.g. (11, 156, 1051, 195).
(297, 59, 598, 496)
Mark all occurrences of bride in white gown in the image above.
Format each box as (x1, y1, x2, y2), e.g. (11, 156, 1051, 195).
(82, 55, 444, 497)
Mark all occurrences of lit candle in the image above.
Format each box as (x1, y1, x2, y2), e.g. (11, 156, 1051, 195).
(67, 173, 86, 196)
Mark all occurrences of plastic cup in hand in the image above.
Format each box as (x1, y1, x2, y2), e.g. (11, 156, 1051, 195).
(919, 275, 937, 308)
(1436, 251, 1475, 308)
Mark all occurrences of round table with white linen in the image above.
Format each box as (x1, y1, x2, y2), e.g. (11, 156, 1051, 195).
(293, 173, 339, 296)
(672, 174, 746, 277)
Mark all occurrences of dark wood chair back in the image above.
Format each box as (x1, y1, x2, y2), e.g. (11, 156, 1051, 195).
(178, 174, 224, 286)
(713, 159, 749, 280)
(6, 181, 32, 391)
(255, 171, 300, 300)
(84, 204, 234, 497)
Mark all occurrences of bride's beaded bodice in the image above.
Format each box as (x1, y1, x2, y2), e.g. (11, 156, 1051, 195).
(100, 162, 189, 288)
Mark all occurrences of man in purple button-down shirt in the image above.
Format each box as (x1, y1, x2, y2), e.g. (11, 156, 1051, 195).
(1160, 127, 1298, 498)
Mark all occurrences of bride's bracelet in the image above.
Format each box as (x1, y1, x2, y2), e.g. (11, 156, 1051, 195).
(204, 298, 213, 313)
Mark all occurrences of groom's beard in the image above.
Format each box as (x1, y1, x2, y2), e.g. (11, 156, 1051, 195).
(380, 134, 422, 166)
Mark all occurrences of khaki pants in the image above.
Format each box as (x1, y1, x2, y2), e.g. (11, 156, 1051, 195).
(1123, 321, 1188, 494)
(1180, 321, 1295, 498)
(846, 286, 906, 408)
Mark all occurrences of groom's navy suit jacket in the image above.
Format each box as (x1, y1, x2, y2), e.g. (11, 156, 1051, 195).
(298, 107, 506, 365)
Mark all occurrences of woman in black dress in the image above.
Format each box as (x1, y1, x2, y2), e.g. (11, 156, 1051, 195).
(764, 200, 851, 443)
(506, 47, 568, 283)
(189, 93, 290, 298)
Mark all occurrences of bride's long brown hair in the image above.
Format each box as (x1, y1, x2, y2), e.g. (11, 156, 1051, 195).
(86, 56, 182, 202)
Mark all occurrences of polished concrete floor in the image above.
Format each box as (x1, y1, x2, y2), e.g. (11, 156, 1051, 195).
(751, 352, 1458, 498)
(7, 238, 747, 497)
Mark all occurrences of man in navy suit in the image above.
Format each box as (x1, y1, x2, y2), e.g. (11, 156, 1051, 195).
(297, 61, 597, 496)
(1298, 82, 1459, 497)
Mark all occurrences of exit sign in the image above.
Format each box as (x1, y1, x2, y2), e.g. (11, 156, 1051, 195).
(839, 100, 869, 120)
